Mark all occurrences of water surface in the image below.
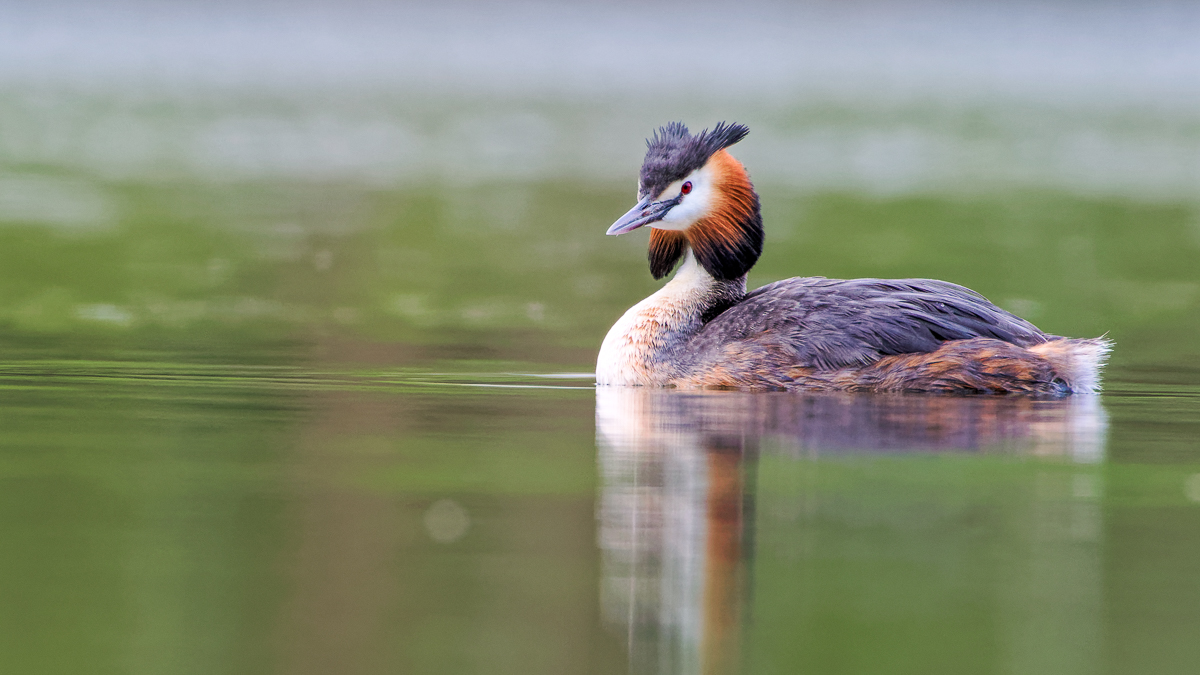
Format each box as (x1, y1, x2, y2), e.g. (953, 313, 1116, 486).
(1, 362, 1198, 674)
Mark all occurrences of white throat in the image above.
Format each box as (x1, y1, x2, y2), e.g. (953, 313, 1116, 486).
(596, 252, 722, 386)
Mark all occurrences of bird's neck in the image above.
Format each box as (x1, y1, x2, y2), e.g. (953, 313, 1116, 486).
(597, 252, 746, 386)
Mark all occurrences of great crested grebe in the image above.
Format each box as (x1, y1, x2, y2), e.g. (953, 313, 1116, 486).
(596, 122, 1112, 395)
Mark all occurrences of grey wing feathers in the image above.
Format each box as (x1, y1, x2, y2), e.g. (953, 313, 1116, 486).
(689, 277, 1048, 370)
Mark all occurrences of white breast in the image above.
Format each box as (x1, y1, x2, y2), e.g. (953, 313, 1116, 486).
(596, 253, 714, 386)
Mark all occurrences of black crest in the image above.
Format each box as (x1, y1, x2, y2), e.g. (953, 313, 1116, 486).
(639, 121, 750, 198)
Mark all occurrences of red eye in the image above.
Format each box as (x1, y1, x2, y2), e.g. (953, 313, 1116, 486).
(681, 181, 692, 195)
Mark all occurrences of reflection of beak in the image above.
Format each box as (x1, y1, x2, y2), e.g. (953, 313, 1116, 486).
(606, 196, 679, 235)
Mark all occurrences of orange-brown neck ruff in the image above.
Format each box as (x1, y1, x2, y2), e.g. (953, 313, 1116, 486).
(648, 150, 763, 281)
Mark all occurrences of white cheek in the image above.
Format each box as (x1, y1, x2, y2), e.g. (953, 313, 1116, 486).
(652, 166, 714, 231)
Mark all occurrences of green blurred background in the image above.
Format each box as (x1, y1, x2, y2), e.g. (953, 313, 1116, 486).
(1, 1, 1196, 371)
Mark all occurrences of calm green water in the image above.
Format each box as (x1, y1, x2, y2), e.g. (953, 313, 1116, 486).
(1, 363, 1198, 675)
(3, 3, 1200, 672)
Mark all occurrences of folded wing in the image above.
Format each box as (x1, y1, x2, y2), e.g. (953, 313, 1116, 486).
(687, 277, 1048, 371)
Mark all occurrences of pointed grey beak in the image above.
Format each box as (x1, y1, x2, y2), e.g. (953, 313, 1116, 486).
(606, 195, 678, 235)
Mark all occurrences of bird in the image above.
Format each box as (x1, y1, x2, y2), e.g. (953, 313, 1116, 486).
(596, 122, 1111, 395)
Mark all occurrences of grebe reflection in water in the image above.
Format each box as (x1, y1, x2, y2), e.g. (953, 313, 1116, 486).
(595, 388, 1107, 674)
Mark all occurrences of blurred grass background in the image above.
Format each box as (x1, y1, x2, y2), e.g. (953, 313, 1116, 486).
(0, 0, 1196, 372)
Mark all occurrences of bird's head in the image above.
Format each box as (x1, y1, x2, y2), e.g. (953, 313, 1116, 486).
(607, 121, 763, 281)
